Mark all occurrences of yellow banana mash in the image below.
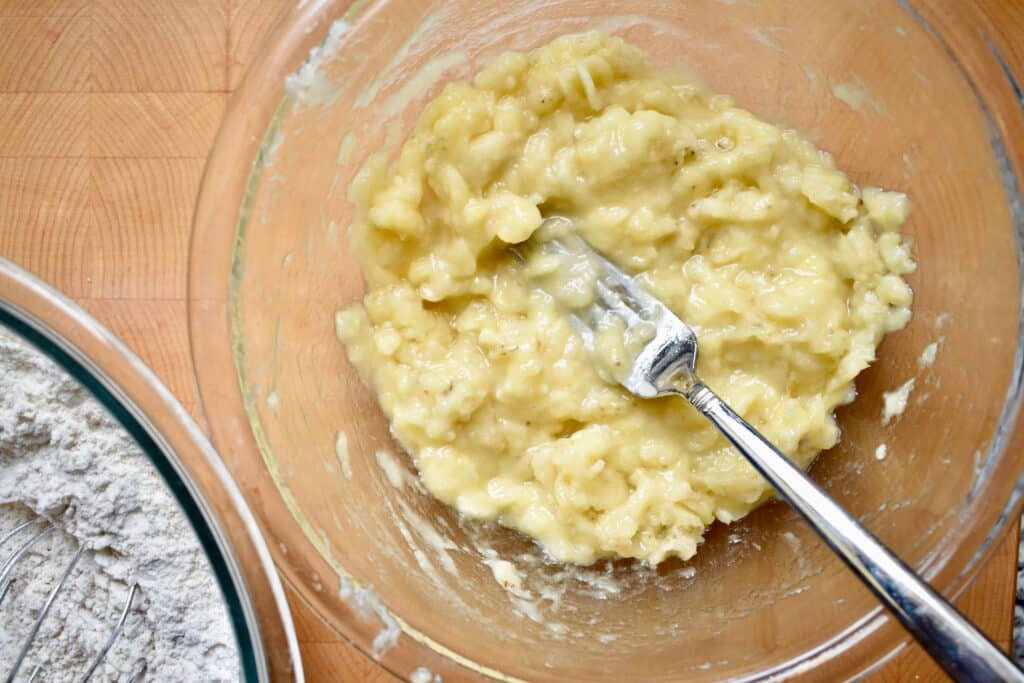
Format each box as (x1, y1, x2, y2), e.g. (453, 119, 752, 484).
(336, 33, 915, 564)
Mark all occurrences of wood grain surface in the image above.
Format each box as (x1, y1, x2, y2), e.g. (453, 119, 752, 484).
(0, 1, 1019, 680)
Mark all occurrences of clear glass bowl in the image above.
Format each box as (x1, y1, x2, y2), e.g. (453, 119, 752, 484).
(0, 258, 303, 681)
(189, 1, 1024, 680)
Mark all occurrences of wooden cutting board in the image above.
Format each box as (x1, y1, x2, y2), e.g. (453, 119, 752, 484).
(0, 1, 1019, 680)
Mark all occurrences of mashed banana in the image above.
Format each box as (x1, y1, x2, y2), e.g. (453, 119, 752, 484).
(336, 33, 914, 564)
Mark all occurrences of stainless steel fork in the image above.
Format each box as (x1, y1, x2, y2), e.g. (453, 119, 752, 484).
(521, 222, 1022, 683)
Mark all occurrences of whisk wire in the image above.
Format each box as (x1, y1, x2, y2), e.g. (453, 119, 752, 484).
(80, 582, 140, 683)
(0, 517, 45, 551)
(125, 660, 147, 683)
(6, 544, 85, 682)
(0, 525, 54, 605)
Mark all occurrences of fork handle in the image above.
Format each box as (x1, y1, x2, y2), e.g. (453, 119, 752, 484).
(685, 382, 1023, 683)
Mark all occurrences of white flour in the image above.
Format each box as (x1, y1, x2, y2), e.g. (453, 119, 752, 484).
(0, 329, 239, 681)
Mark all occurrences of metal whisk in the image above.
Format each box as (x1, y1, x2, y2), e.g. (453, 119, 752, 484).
(1, 516, 146, 683)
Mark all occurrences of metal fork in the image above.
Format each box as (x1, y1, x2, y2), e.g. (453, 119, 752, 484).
(521, 222, 1022, 683)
